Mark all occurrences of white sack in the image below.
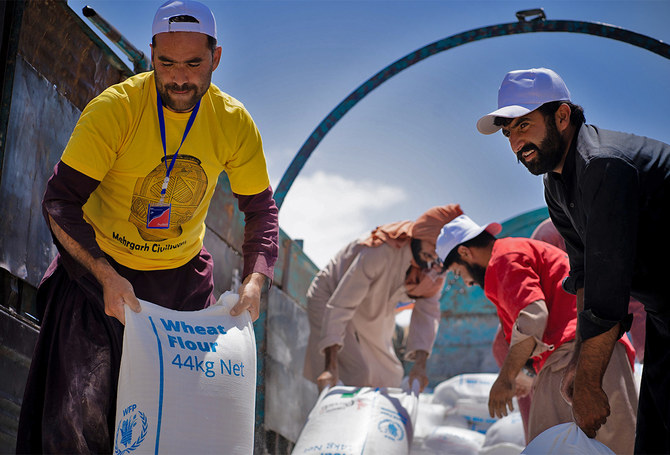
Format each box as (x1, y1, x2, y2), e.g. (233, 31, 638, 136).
(522, 423, 615, 455)
(442, 413, 472, 430)
(292, 385, 418, 455)
(422, 426, 485, 455)
(113, 293, 256, 455)
(479, 442, 524, 455)
(414, 402, 449, 440)
(432, 374, 498, 408)
(453, 397, 499, 434)
(432, 374, 521, 434)
(482, 412, 525, 448)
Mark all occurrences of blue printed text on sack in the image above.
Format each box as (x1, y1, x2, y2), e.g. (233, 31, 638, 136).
(162, 318, 227, 353)
(167, 334, 219, 353)
(160, 318, 227, 335)
(171, 354, 246, 378)
(220, 358, 246, 377)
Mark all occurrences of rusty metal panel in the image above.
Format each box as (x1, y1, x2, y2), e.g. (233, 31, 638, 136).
(272, 230, 289, 290)
(0, 306, 39, 453)
(0, 57, 78, 287)
(264, 286, 317, 443)
(17, 0, 130, 112)
(274, 229, 317, 309)
(202, 226, 243, 296)
(284, 241, 317, 309)
(0, 0, 136, 287)
(0, 0, 24, 184)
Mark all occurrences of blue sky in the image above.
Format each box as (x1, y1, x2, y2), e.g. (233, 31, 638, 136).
(68, 0, 670, 268)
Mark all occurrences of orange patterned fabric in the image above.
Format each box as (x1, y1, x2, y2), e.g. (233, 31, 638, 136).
(361, 204, 463, 298)
(361, 204, 463, 248)
(411, 204, 464, 243)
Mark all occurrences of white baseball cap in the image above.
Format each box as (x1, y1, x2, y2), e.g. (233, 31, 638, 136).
(436, 215, 502, 262)
(152, 0, 217, 40)
(476, 68, 571, 135)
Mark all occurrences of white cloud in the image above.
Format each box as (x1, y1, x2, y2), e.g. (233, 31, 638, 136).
(278, 171, 408, 269)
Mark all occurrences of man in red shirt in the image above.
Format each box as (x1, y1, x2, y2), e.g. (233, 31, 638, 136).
(436, 215, 637, 452)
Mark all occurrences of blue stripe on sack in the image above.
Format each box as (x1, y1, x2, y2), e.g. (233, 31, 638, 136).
(148, 316, 165, 455)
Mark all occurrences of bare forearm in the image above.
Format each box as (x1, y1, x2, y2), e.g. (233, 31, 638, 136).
(489, 336, 536, 418)
(231, 272, 267, 321)
(412, 350, 428, 368)
(315, 344, 340, 391)
(409, 350, 430, 392)
(500, 336, 536, 381)
(48, 214, 139, 323)
(43, 161, 104, 259)
(571, 322, 619, 437)
(48, 214, 116, 284)
(243, 271, 267, 290)
(575, 323, 619, 387)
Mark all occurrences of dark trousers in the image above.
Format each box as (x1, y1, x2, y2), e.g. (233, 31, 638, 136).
(16, 265, 124, 454)
(635, 309, 670, 454)
(16, 249, 215, 454)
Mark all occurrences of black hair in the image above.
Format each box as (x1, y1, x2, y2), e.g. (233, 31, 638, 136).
(152, 14, 218, 54)
(493, 116, 511, 128)
(410, 238, 428, 269)
(493, 101, 585, 128)
(442, 230, 496, 270)
(537, 101, 586, 127)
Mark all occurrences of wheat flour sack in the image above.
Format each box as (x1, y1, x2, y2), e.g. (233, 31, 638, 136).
(113, 292, 256, 455)
(292, 385, 419, 455)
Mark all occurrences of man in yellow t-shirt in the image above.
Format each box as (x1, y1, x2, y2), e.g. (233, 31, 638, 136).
(17, 1, 278, 452)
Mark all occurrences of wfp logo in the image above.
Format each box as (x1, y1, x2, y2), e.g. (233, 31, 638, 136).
(114, 404, 148, 454)
(377, 418, 404, 442)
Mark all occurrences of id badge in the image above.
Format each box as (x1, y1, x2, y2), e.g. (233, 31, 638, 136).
(147, 202, 171, 229)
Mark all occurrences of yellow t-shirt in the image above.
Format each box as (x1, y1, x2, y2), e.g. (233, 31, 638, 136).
(61, 72, 269, 270)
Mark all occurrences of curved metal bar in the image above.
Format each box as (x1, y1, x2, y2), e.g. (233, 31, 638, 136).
(273, 18, 670, 209)
(82, 6, 151, 73)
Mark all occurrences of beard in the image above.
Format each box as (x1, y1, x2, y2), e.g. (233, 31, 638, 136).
(516, 115, 566, 175)
(155, 71, 212, 113)
(411, 238, 432, 270)
(414, 257, 430, 270)
(465, 262, 487, 288)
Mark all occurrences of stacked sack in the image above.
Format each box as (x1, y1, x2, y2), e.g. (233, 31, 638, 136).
(292, 385, 419, 455)
(411, 373, 525, 455)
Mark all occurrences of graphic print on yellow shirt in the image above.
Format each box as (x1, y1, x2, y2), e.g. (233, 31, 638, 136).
(130, 154, 208, 241)
(60, 72, 269, 271)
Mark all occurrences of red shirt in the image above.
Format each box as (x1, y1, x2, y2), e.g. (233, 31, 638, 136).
(484, 237, 634, 371)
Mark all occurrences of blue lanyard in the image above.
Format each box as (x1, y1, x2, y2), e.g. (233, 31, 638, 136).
(156, 90, 200, 203)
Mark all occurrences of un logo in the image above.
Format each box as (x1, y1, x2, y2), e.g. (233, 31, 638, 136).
(114, 404, 148, 454)
(378, 418, 405, 442)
